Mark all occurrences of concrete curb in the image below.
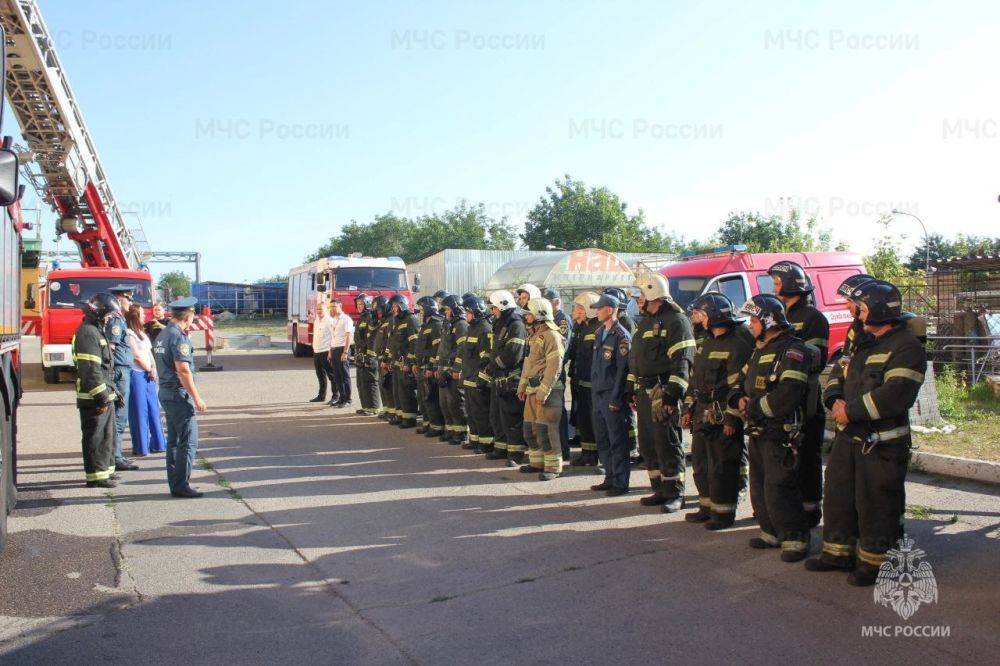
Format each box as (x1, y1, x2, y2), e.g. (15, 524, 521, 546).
(910, 450, 1000, 485)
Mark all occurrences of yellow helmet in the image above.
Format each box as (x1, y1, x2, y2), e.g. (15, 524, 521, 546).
(633, 272, 672, 302)
(516, 283, 542, 300)
(526, 297, 554, 322)
(572, 291, 601, 319)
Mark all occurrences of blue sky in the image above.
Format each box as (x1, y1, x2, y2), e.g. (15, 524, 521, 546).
(13, 0, 1000, 283)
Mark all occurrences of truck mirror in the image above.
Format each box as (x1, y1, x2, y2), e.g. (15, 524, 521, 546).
(412, 272, 421, 293)
(316, 284, 327, 293)
(0, 148, 19, 207)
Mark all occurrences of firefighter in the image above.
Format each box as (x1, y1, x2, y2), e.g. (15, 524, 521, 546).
(458, 294, 494, 451)
(387, 294, 420, 428)
(414, 296, 446, 437)
(486, 290, 529, 465)
(105, 285, 139, 472)
(432, 289, 449, 306)
(373, 296, 396, 423)
(568, 292, 601, 467)
(440, 295, 469, 445)
(485, 295, 507, 456)
(682, 293, 753, 529)
(73, 293, 122, 488)
(515, 283, 541, 309)
(588, 294, 633, 495)
(805, 280, 927, 586)
(517, 298, 566, 480)
(354, 294, 382, 416)
(729, 294, 813, 561)
(604, 286, 639, 460)
(542, 287, 572, 460)
(768, 260, 829, 527)
(628, 273, 696, 513)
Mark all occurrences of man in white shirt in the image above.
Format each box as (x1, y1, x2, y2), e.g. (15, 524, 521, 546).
(328, 298, 356, 408)
(310, 301, 338, 404)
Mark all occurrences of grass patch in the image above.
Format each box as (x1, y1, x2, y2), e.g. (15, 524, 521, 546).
(905, 504, 931, 520)
(912, 368, 1000, 462)
(213, 316, 287, 339)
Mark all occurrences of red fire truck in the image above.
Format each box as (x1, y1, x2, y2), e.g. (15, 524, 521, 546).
(657, 245, 866, 355)
(2, 0, 155, 384)
(287, 254, 413, 357)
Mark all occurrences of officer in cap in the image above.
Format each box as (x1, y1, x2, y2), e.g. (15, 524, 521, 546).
(106, 285, 139, 471)
(588, 294, 633, 496)
(806, 280, 927, 586)
(604, 286, 639, 460)
(153, 297, 207, 498)
(768, 261, 829, 527)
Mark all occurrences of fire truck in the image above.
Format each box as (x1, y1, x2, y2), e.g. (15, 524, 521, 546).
(1, 0, 154, 384)
(287, 254, 413, 357)
(657, 245, 866, 355)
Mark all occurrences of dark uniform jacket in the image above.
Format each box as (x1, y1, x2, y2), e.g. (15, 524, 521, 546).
(488, 308, 528, 391)
(786, 298, 830, 365)
(566, 317, 599, 387)
(591, 322, 631, 410)
(627, 300, 696, 405)
(458, 314, 493, 389)
(683, 325, 754, 431)
(144, 317, 170, 344)
(828, 323, 926, 445)
(72, 316, 116, 408)
(355, 309, 377, 364)
(618, 311, 638, 336)
(439, 316, 468, 383)
(730, 329, 811, 437)
(374, 315, 393, 366)
(414, 314, 445, 372)
(825, 318, 869, 404)
(390, 312, 421, 370)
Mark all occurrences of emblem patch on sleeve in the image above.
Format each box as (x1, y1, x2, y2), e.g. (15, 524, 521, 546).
(603, 349, 613, 361)
(178, 343, 191, 356)
(112, 325, 122, 336)
(618, 340, 629, 357)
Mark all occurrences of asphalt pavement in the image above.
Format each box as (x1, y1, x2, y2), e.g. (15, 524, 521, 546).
(1, 340, 998, 664)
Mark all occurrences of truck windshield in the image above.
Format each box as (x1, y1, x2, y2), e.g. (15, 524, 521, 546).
(47, 278, 153, 308)
(333, 268, 406, 291)
(667, 276, 708, 310)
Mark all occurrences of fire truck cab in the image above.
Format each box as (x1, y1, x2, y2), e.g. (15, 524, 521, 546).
(287, 254, 413, 357)
(657, 245, 866, 355)
(39, 268, 154, 383)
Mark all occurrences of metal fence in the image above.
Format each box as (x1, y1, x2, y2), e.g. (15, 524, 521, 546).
(191, 282, 287, 316)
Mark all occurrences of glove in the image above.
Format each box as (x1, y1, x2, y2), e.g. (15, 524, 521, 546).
(113, 391, 125, 409)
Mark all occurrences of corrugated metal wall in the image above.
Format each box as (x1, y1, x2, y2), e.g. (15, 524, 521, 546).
(407, 249, 558, 296)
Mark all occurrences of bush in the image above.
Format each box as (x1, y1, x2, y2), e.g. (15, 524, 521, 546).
(935, 365, 1000, 421)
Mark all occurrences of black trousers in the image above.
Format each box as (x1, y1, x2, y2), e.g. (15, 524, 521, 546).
(79, 405, 115, 482)
(571, 381, 595, 452)
(498, 390, 526, 453)
(748, 435, 809, 552)
(819, 432, 909, 574)
(464, 382, 492, 445)
(690, 422, 746, 517)
(440, 377, 467, 439)
(330, 347, 351, 402)
(420, 375, 444, 430)
(798, 413, 825, 513)
(314, 351, 336, 399)
(489, 384, 506, 449)
(635, 388, 685, 501)
(392, 364, 419, 422)
(357, 356, 382, 412)
(380, 367, 395, 416)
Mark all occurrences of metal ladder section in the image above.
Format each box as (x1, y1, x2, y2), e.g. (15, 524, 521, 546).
(0, 0, 144, 269)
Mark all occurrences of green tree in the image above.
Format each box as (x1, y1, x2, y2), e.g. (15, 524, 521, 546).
(255, 274, 288, 284)
(522, 175, 667, 252)
(158, 270, 191, 298)
(906, 233, 1000, 271)
(714, 209, 837, 252)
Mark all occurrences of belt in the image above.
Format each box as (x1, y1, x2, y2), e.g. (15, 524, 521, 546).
(864, 425, 910, 443)
(636, 375, 664, 388)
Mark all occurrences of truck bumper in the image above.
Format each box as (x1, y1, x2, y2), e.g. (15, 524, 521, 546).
(42, 344, 74, 368)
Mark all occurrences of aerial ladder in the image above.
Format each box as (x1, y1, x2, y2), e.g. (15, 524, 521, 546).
(0, 0, 147, 268)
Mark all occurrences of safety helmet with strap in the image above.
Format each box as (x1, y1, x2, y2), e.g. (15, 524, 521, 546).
(849, 279, 903, 326)
(767, 261, 813, 296)
(573, 291, 601, 319)
(689, 292, 741, 328)
(526, 297, 554, 322)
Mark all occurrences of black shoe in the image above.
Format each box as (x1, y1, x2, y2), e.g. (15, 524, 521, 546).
(539, 471, 561, 481)
(705, 517, 735, 531)
(109, 473, 121, 481)
(398, 420, 416, 429)
(477, 444, 495, 455)
(378, 413, 390, 421)
(804, 557, 853, 572)
(438, 433, 452, 442)
(519, 464, 543, 474)
(781, 550, 807, 563)
(326, 398, 339, 406)
(356, 408, 368, 415)
(685, 508, 711, 523)
(749, 537, 779, 550)
(806, 510, 822, 529)
(847, 569, 878, 587)
(590, 480, 613, 491)
(333, 401, 350, 409)
(426, 429, 442, 438)
(485, 449, 507, 460)
(605, 486, 629, 497)
(639, 492, 666, 507)
(115, 460, 139, 471)
(86, 479, 117, 489)
(416, 425, 429, 434)
(461, 441, 477, 449)
(506, 453, 525, 467)
(170, 486, 204, 498)
(661, 498, 684, 513)
(309, 395, 326, 403)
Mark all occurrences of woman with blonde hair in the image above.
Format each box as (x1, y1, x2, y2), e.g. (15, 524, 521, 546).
(126, 304, 166, 455)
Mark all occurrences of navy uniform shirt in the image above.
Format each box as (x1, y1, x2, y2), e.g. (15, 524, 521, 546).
(154, 321, 195, 395)
(105, 313, 134, 368)
(591, 321, 631, 409)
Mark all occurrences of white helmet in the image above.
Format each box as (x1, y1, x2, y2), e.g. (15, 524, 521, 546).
(572, 291, 601, 319)
(516, 283, 542, 300)
(526, 297, 554, 322)
(633, 273, 672, 302)
(488, 289, 516, 310)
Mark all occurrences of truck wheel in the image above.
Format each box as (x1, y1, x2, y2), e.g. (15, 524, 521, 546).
(43, 366, 60, 384)
(291, 326, 312, 357)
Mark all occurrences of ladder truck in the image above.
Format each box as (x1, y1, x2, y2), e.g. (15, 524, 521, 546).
(0, 20, 25, 551)
(1, 0, 154, 385)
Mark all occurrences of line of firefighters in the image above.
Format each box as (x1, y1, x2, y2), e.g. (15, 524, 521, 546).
(343, 261, 926, 588)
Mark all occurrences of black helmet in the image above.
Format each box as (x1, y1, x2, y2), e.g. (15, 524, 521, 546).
(740, 294, 789, 332)
(416, 295, 438, 316)
(689, 292, 741, 328)
(441, 294, 464, 318)
(388, 293, 409, 314)
(355, 293, 373, 310)
(84, 292, 121, 320)
(767, 261, 813, 296)
(849, 279, 902, 326)
(602, 287, 629, 309)
(837, 273, 874, 298)
(373, 295, 390, 317)
(433, 289, 449, 301)
(462, 293, 487, 316)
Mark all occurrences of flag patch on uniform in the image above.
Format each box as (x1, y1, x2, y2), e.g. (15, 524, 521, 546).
(786, 349, 804, 362)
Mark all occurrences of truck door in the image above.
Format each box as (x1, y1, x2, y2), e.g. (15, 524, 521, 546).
(704, 272, 750, 306)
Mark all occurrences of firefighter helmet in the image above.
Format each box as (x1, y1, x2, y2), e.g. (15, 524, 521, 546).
(768, 261, 813, 296)
(602, 287, 629, 309)
(373, 295, 390, 317)
(516, 283, 542, 300)
(488, 290, 516, 310)
(526, 297, 554, 322)
(633, 273, 672, 302)
(416, 295, 437, 315)
(849, 279, 903, 325)
(740, 294, 789, 332)
(84, 292, 121, 320)
(432, 289, 449, 301)
(441, 294, 464, 318)
(573, 291, 601, 319)
(689, 292, 741, 328)
(355, 293, 373, 310)
(837, 273, 875, 298)
(388, 293, 410, 314)
(462, 293, 487, 316)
